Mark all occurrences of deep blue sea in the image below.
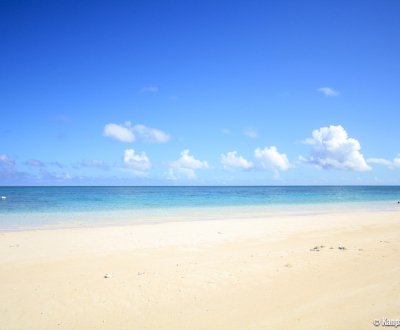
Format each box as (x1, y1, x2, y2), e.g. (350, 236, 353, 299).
(0, 186, 399, 230)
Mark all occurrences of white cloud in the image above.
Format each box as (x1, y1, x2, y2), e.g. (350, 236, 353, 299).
(317, 87, 340, 97)
(395, 156, 400, 167)
(220, 151, 253, 170)
(243, 127, 258, 138)
(254, 146, 290, 171)
(123, 149, 151, 175)
(168, 149, 209, 179)
(303, 125, 370, 171)
(140, 86, 159, 93)
(103, 122, 135, 142)
(0, 154, 15, 166)
(132, 124, 170, 143)
(367, 158, 393, 166)
(368, 156, 400, 169)
(103, 122, 170, 143)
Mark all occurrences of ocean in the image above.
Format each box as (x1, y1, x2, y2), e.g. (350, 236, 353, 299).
(0, 186, 399, 230)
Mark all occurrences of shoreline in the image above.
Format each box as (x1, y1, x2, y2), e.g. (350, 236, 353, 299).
(1, 200, 399, 232)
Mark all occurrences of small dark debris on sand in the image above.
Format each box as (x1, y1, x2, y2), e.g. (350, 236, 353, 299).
(104, 273, 112, 279)
(311, 245, 348, 251)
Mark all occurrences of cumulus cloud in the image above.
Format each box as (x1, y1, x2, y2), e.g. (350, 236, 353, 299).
(367, 158, 392, 167)
(132, 124, 170, 143)
(254, 146, 290, 171)
(140, 86, 159, 93)
(103, 122, 135, 142)
(243, 127, 258, 138)
(103, 122, 170, 143)
(317, 87, 340, 97)
(395, 156, 400, 167)
(123, 149, 151, 174)
(25, 159, 45, 167)
(168, 150, 209, 179)
(0, 154, 15, 167)
(302, 125, 370, 171)
(368, 156, 400, 169)
(219, 147, 291, 178)
(220, 151, 253, 170)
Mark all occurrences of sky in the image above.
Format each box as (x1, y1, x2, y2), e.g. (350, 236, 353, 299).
(1, 0, 400, 185)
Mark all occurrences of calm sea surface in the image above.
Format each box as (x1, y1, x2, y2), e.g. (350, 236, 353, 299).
(0, 186, 399, 230)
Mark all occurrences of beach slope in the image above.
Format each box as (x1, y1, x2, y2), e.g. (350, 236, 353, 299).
(0, 210, 399, 329)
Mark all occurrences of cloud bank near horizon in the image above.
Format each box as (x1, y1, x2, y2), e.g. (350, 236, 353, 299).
(1, 124, 398, 184)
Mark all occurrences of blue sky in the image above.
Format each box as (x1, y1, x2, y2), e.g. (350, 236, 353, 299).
(1, 0, 400, 185)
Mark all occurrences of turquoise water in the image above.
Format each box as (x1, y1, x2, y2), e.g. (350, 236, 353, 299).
(0, 186, 399, 230)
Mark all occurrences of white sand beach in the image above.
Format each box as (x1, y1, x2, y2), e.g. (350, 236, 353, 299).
(0, 210, 399, 329)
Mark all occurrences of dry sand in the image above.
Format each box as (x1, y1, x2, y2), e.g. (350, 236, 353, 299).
(0, 210, 399, 329)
